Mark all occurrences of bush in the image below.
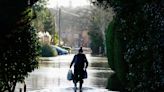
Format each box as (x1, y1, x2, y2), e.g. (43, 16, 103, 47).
(105, 20, 127, 91)
(98, 0, 164, 91)
(106, 73, 125, 91)
(41, 44, 57, 57)
(0, 26, 40, 92)
(0, 0, 39, 91)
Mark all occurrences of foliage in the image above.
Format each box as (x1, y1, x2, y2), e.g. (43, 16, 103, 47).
(50, 7, 113, 48)
(33, 0, 58, 45)
(33, 0, 47, 11)
(88, 6, 113, 55)
(41, 44, 57, 57)
(105, 21, 114, 69)
(0, 0, 40, 92)
(96, 0, 164, 91)
(43, 9, 56, 35)
(88, 9, 104, 55)
(33, 0, 56, 34)
(106, 19, 127, 91)
(106, 73, 124, 91)
(88, 29, 104, 54)
(53, 31, 59, 45)
(50, 7, 91, 47)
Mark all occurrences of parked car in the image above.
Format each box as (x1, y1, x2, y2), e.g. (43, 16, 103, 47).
(51, 45, 68, 55)
(60, 46, 72, 54)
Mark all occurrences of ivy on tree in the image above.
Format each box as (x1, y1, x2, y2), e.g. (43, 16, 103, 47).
(0, 0, 40, 92)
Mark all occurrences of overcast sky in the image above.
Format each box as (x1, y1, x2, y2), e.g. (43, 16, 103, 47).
(47, 0, 91, 8)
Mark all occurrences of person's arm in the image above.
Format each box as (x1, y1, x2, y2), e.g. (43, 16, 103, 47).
(70, 55, 76, 68)
(84, 54, 88, 69)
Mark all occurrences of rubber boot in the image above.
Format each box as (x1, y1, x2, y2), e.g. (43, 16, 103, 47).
(73, 80, 77, 90)
(79, 79, 83, 90)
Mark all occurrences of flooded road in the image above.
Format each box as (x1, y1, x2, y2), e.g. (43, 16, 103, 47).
(16, 54, 115, 92)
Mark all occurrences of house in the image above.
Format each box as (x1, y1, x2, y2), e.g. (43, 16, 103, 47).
(37, 31, 52, 44)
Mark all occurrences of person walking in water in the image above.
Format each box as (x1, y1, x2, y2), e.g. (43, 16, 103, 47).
(70, 47, 88, 91)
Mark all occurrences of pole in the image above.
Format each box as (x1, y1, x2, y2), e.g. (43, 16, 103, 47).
(58, 8, 61, 45)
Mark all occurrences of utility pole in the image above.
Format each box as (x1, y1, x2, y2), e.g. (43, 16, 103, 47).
(58, 8, 61, 45)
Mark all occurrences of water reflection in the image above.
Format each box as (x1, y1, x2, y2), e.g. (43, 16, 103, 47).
(16, 54, 114, 92)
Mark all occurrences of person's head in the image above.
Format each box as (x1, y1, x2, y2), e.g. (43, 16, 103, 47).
(78, 47, 83, 54)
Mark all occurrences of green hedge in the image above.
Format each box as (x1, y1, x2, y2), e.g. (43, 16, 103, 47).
(106, 73, 125, 91)
(105, 19, 127, 91)
(41, 44, 57, 57)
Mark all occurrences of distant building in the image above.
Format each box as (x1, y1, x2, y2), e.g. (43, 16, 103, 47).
(37, 31, 52, 44)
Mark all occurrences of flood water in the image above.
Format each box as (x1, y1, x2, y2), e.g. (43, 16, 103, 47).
(16, 54, 115, 92)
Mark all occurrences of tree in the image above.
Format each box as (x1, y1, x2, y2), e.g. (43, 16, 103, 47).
(0, 0, 40, 92)
(33, 0, 57, 36)
(50, 6, 113, 48)
(49, 7, 91, 47)
(33, 0, 58, 45)
(43, 9, 56, 35)
(96, 0, 164, 91)
(88, 6, 113, 55)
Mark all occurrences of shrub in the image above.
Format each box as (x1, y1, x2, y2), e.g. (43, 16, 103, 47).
(0, 26, 40, 92)
(97, 0, 164, 91)
(106, 73, 125, 91)
(41, 44, 57, 57)
(0, 0, 39, 91)
(105, 20, 127, 91)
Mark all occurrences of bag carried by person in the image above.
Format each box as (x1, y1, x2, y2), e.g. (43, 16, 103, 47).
(83, 70, 88, 79)
(67, 69, 73, 80)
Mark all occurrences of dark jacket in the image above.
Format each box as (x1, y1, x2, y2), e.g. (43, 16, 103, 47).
(70, 53, 88, 70)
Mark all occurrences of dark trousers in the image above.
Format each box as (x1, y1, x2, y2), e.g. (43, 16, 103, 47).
(73, 68, 84, 89)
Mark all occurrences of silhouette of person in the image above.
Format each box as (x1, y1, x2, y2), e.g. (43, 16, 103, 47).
(24, 81, 26, 92)
(70, 47, 88, 91)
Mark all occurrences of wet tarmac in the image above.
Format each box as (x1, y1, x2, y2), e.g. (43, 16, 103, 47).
(16, 54, 116, 92)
